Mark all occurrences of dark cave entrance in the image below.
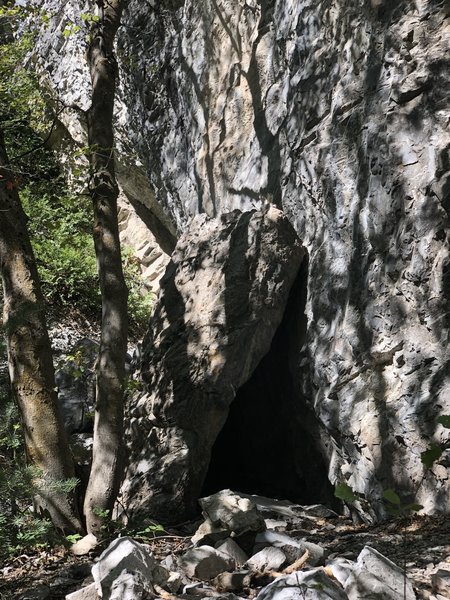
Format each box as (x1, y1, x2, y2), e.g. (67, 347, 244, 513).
(202, 258, 335, 505)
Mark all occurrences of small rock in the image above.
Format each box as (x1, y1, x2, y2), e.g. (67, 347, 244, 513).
(255, 568, 348, 599)
(65, 583, 99, 600)
(201, 594, 240, 600)
(298, 505, 339, 519)
(254, 531, 325, 566)
(432, 569, 450, 595)
(235, 494, 304, 523)
(213, 571, 251, 592)
(71, 533, 98, 556)
(183, 581, 205, 594)
(166, 571, 183, 593)
(327, 556, 354, 587)
(180, 545, 235, 580)
(216, 538, 248, 566)
(264, 519, 288, 530)
(200, 490, 266, 535)
(247, 547, 287, 572)
(231, 529, 258, 555)
(192, 519, 229, 546)
(160, 553, 179, 572)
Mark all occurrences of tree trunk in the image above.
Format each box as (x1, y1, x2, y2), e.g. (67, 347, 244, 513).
(0, 128, 83, 533)
(83, 0, 128, 535)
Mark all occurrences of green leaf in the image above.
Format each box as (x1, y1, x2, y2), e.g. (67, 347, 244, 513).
(383, 489, 401, 505)
(334, 483, 357, 502)
(437, 415, 450, 429)
(62, 28, 71, 37)
(402, 503, 423, 513)
(385, 504, 401, 517)
(421, 444, 442, 468)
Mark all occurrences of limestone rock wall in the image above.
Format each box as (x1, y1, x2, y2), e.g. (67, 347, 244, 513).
(117, 0, 450, 516)
(33, 0, 450, 517)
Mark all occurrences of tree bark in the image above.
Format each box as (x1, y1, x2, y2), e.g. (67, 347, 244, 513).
(83, 0, 129, 535)
(0, 128, 83, 533)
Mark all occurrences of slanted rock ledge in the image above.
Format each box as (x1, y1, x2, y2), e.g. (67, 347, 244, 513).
(119, 207, 304, 523)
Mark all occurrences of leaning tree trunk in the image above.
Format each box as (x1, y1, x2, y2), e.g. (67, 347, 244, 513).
(0, 128, 83, 533)
(83, 0, 128, 535)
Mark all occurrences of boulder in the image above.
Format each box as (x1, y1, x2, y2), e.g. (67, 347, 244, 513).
(91, 537, 168, 600)
(213, 571, 252, 593)
(247, 547, 287, 573)
(432, 569, 450, 596)
(254, 531, 325, 566)
(216, 538, 249, 567)
(200, 490, 266, 536)
(329, 545, 416, 600)
(192, 519, 229, 547)
(179, 545, 235, 580)
(120, 208, 304, 523)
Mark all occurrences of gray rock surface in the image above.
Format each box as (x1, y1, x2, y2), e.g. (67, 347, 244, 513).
(192, 520, 230, 547)
(247, 547, 287, 573)
(65, 583, 98, 600)
(255, 568, 348, 600)
(432, 569, 450, 595)
(91, 537, 168, 600)
(32, 0, 450, 518)
(200, 491, 266, 536)
(179, 546, 235, 580)
(120, 208, 304, 522)
(254, 531, 325, 567)
(329, 545, 416, 600)
(216, 539, 249, 567)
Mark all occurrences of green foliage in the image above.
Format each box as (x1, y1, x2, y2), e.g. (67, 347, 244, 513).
(420, 444, 443, 469)
(334, 482, 423, 519)
(122, 247, 155, 334)
(382, 488, 401, 506)
(80, 12, 100, 24)
(0, 5, 153, 331)
(0, 395, 53, 558)
(91, 507, 126, 537)
(437, 415, 450, 429)
(135, 522, 165, 538)
(382, 489, 423, 517)
(334, 482, 357, 503)
(22, 189, 100, 315)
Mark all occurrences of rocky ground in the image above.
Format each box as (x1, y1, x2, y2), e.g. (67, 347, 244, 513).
(1, 491, 449, 600)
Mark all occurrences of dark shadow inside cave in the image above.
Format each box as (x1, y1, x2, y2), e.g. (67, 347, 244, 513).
(202, 257, 336, 506)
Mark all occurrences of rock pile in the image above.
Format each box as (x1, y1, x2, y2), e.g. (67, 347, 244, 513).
(63, 490, 450, 600)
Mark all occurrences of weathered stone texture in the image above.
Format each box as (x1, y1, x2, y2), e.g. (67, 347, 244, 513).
(33, 0, 450, 518)
(119, 208, 304, 522)
(115, 0, 450, 517)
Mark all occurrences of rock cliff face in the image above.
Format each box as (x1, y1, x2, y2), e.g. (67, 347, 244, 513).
(34, 0, 450, 519)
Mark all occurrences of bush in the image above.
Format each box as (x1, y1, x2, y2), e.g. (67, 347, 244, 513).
(0, 392, 55, 558)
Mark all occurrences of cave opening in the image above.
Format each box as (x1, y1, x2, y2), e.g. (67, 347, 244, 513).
(201, 257, 335, 506)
